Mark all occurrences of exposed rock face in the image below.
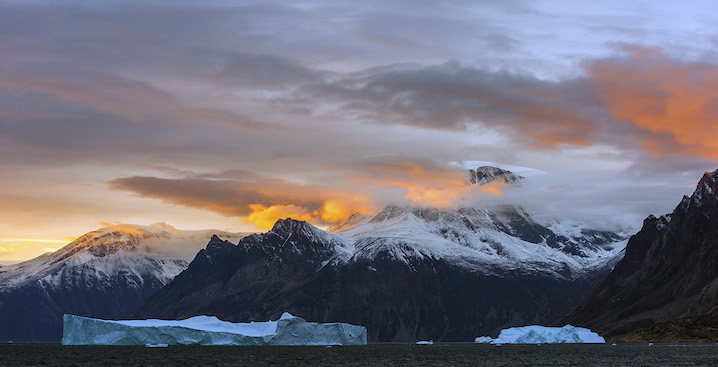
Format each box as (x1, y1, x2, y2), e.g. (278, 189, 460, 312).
(134, 208, 626, 342)
(465, 166, 525, 186)
(563, 169, 718, 340)
(0, 225, 246, 342)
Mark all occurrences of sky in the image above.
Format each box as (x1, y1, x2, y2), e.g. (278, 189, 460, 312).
(2, 0, 718, 261)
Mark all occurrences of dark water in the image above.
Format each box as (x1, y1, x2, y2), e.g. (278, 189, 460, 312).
(2, 343, 718, 366)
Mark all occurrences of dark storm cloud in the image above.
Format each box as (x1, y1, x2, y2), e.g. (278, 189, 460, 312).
(312, 62, 608, 145)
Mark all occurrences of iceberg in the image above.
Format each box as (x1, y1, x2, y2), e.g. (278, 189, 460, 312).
(490, 325, 605, 344)
(62, 312, 367, 346)
(474, 336, 492, 343)
(145, 343, 168, 348)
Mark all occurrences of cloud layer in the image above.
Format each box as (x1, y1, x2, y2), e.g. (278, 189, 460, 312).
(110, 171, 374, 229)
(2, 0, 718, 259)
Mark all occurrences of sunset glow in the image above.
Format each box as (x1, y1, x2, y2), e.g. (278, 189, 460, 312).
(246, 204, 316, 229)
(1, 1, 717, 261)
(591, 48, 718, 159)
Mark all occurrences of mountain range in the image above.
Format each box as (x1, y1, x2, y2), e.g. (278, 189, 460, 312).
(132, 204, 626, 342)
(9, 165, 718, 343)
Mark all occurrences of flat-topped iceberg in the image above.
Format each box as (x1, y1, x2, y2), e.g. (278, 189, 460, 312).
(490, 325, 605, 344)
(62, 312, 367, 346)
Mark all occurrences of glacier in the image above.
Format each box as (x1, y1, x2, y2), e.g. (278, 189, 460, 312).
(490, 325, 605, 344)
(62, 312, 367, 346)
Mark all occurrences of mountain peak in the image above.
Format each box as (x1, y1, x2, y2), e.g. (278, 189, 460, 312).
(206, 234, 234, 251)
(270, 217, 311, 235)
(691, 169, 718, 206)
(268, 218, 337, 245)
(200, 235, 236, 265)
(465, 166, 524, 186)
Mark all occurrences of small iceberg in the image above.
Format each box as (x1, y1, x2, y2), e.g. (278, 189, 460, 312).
(416, 340, 433, 345)
(489, 325, 605, 344)
(62, 312, 367, 346)
(474, 336, 492, 344)
(145, 343, 168, 348)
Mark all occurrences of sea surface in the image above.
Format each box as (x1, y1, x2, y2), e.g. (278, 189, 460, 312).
(2, 343, 718, 366)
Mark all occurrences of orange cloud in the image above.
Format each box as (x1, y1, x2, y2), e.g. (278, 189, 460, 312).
(112, 161, 500, 231)
(368, 161, 470, 206)
(246, 204, 316, 229)
(321, 199, 363, 223)
(477, 180, 506, 196)
(245, 197, 374, 230)
(590, 48, 718, 160)
(111, 173, 377, 230)
(355, 159, 502, 208)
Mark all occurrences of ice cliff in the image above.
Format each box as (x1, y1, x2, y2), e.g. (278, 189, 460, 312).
(62, 312, 367, 346)
(489, 325, 605, 344)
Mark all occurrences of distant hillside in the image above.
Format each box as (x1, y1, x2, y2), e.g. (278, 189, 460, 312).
(0, 225, 247, 342)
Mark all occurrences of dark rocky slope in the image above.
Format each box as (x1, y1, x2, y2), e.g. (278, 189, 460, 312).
(564, 169, 718, 340)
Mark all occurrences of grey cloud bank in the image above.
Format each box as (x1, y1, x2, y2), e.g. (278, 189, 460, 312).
(1, 0, 717, 259)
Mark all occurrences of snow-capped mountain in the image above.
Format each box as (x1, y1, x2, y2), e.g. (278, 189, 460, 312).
(564, 169, 718, 341)
(339, 206, 625, 276)
(133, 206, 627, 342)
(0, 224, 248, 342)
(455, 161, 547, 178)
